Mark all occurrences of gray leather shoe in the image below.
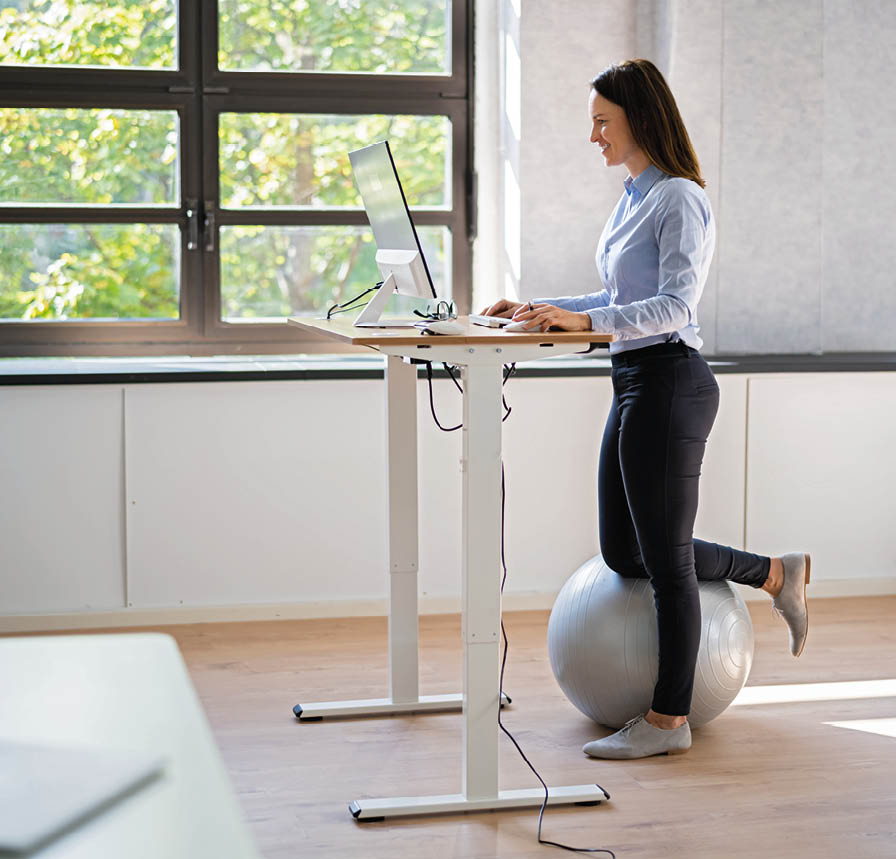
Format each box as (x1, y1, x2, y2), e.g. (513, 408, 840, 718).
(772, 552, 811, 657)
(582, 715, 691, 760)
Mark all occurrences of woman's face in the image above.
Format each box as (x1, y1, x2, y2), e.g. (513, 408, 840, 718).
(589, 89, 643, 170)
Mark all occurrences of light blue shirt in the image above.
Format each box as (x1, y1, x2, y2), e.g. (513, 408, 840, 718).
(535, 163, 715, 355)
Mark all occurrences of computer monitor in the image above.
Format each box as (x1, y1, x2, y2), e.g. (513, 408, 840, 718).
(348, 140, 437, 326)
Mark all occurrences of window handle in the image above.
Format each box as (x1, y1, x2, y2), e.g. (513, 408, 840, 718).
(203, 201, 216, 252)
(467, 170, 478, 241)
(186, 199, 199, 251)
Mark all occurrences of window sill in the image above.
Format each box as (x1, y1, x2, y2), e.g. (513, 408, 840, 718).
(1, 352, 896, 385)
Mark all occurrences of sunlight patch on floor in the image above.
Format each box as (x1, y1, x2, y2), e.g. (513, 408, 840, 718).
(823, 718, 896, 739)
(731, 679, 896, 706)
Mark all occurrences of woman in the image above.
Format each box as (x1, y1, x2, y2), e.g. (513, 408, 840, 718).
(483, 59, 810, 760)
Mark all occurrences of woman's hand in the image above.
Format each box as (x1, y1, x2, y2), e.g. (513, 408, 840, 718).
(510, 303, 592, 332)
(480, 299, 526, 318)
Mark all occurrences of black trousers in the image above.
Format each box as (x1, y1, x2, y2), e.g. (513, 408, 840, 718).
(598, 341, 769, 716)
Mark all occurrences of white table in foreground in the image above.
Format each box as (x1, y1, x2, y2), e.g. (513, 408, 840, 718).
(0, 633, 261, 858)
(288, 316, 613, 819)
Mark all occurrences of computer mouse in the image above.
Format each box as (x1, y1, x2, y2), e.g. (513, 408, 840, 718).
(503, 319, 538, 332)
(504, 320, 563, 332)
(424, 319, 467, 335)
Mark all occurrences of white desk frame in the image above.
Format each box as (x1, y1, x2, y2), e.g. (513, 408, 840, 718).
(288, 319, 612, 818)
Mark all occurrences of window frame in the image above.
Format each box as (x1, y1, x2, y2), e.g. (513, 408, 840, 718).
(0, 0, 473, 357)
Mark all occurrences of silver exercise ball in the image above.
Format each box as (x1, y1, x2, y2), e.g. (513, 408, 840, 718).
(547, 555, 754, 729)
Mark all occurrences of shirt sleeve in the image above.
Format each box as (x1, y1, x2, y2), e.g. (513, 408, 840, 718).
(531, 290, 611, 313)
(585, 184, 711, 338)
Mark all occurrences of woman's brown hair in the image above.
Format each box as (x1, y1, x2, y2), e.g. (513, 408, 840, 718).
(591, 59, 705, 188)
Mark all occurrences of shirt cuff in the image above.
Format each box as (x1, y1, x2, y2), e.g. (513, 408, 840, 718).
(586, 307, 614, 333)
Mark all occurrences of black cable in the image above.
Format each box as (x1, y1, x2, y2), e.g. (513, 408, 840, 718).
(425, 362, 462, 432)
(326, 282, 383, 319)
(499, 465, 615, 857)
(328, 301, 367, 317)
(426, 358, 616, 855)
(326, 295, 376, 318)
(428, 362, 513, 429)
(501, 362, 516, 422)
(442, 362, 464, 395)
(438, 362, 515, 422)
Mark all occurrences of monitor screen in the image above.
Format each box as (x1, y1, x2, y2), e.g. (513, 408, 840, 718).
(349, 141, 437, 298)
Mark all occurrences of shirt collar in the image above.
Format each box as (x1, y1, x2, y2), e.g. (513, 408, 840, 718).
(623, 163, 664, 198)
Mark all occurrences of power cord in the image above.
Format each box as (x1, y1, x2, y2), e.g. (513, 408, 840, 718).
(423, 361, 514, 432)
(424, 362, 462, 432)
(424, 360, 615, 857)
(326, 282, 383, 319)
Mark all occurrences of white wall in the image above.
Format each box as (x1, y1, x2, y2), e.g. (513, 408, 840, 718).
(2, 371, 894, 629)
(745, 374, 896, 577)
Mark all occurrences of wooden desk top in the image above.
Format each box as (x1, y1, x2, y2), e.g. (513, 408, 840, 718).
(287, 315, 614, 348)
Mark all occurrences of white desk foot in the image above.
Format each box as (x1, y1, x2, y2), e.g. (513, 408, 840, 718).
(349, 784, 610, 820)
(293, 692, 511, 721)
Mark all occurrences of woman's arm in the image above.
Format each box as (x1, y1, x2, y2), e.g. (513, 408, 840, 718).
(482, 290, 610, 331)
(500, 289, 610, 331)
(531, 289, 611, 313)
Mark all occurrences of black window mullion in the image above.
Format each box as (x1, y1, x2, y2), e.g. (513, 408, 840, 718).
(214, 210, 458, 227)
(181, 46, 207, 347)
(0, 208, 181, 224)
(0, 68, 192, 97)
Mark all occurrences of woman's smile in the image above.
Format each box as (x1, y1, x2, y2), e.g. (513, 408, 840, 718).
(589, 89, 651, 176)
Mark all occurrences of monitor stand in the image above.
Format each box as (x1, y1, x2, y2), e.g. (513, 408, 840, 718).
(353, 272, 417, 327)
(354, 248, 436, 328)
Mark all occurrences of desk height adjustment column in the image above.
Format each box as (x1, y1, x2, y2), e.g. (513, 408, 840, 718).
(385, 354, 420, 704)
(460, 361, 504, 800)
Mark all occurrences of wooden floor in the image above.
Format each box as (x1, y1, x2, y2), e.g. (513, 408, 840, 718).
(34, 597, 896, 857)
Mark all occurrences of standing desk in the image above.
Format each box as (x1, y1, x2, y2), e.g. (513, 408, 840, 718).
(287, 315, 613, 819)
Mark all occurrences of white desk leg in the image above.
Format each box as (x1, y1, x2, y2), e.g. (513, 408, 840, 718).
(295, 356, 465, 721)
(349, 358, 608, 819)
(460, 361, 503, 799)
(385, 354, 420, 705)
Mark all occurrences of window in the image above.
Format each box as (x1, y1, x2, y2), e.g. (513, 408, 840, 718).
(0, 0, 473, 356)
